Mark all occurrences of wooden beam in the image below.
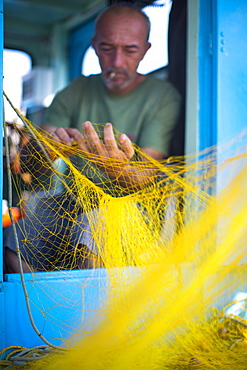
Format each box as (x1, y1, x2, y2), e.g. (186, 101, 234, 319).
(4, 0, 103, 12)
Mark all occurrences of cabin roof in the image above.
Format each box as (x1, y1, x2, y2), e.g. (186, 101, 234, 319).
(4, 0, 106, 51)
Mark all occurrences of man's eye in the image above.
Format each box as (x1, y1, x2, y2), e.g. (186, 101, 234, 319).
(101, 48, 112, 52)
(126, 49, 137, 54)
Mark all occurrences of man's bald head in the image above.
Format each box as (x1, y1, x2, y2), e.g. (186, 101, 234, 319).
(94, 5, 151, 42)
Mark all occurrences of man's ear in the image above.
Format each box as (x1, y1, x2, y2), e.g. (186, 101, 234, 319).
(146, 42, 151, 53)
(141, 42, 151, 60)
(91, 37, 98, 56)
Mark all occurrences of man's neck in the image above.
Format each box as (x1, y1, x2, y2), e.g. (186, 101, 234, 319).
(106, 73, 147, 95)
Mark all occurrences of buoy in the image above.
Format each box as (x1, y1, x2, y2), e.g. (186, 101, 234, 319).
(2, 206, 22, 228)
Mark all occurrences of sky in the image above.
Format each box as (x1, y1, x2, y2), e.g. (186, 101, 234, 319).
(3, 49, 31, 123)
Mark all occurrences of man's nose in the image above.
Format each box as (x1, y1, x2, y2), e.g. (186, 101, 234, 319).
(111, 49, 124, 69)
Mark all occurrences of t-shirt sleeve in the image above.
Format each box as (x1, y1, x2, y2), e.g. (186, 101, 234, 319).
(43, 76, 84, 128)
(137, 82, 181, 157)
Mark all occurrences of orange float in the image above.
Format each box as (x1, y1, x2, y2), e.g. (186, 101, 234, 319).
(2, 207, 23, 228)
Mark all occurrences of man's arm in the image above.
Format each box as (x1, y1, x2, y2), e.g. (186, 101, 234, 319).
(42, 123, 164, 161)
(44, 121, 159, 189)
(142, 147, 165, 161)
(20, 122, 157, 189)
(19, 124, 82, 177)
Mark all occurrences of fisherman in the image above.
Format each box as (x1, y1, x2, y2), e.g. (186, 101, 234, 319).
(4, 4, 180, 272)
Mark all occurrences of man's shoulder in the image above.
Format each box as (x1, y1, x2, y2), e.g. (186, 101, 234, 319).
(55, 74, 102, 99)
(145, 74, 176, 89)
(143, 75, 181, 100)
(68, 74, 101, 87)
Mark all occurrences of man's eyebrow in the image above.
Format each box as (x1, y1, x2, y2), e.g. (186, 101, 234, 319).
(99, 42, 139, 49)
(125, 45, 139, 49)
(99, 42, 114, 47)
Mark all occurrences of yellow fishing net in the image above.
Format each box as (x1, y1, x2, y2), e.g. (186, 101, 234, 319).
(2, 95, 247, 369)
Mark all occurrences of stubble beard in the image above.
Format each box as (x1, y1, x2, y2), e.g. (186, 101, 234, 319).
(102, 69, 136, 92)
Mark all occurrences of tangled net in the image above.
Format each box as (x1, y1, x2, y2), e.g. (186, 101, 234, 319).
(2, 94, 247, 369)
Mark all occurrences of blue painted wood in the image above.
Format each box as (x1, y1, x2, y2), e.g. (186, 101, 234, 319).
(0, 266, 141, 349)
(2, 264, 246, 351)
(198, 0, 247, 152)
(1, 269, 109, 348)
(0, 0, 3, 283)
(198, 0, 218, 151)
(216, 0, 247, 144)
(0, 292, 6, 349)
(69, 19, 95, 81)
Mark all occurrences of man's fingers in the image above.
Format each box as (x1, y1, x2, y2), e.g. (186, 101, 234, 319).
(119, 134, 135, 160)
(79, 122, 134, 164)
(75, 133, 88, 152)
(82, 121, 104, 155)
(104, 123, 118, 155)
(53, 127, 82, 145)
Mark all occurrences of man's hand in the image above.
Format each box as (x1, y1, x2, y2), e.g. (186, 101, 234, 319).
(43, 122, 154, 189)
(48, 127, 83, 147)
(41, 126, 81, 158)
(74, 121, 134, 182)
(74, 121, 154, 189)
(76, 121, 134, 160)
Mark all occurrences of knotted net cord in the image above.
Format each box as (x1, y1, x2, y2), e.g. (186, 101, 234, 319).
(2, 93, 247, 369)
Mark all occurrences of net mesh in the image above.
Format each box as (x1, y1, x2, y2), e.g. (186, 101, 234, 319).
(2, 102, 247, 369)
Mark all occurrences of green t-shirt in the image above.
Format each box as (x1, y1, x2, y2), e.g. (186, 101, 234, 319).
(44, 74, 180, 195)
(44, 74, 180, 157)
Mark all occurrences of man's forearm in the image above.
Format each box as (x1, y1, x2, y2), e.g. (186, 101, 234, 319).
(113, 164, 156, 190)
(93, 153, 156, 190)
(19, 136, 55, 179)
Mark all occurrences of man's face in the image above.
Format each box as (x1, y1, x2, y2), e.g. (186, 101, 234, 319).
(92, 13, 151, 94)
